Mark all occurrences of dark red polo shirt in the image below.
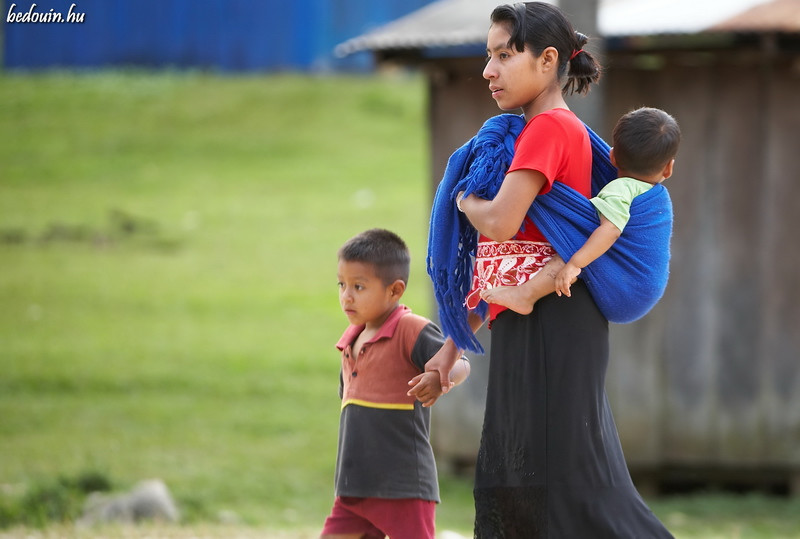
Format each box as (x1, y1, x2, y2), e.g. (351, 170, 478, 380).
(333, 305, 448, 502)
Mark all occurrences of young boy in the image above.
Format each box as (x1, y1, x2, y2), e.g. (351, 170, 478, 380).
(321, 228, 470, 539)
(481, 107, 681, 312)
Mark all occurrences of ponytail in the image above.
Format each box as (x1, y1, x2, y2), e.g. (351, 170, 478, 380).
(564, 31, 601, 95)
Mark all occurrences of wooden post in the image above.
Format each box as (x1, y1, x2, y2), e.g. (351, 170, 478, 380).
(560, 0, 606, 135)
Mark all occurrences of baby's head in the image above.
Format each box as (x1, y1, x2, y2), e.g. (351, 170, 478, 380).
(612, 107, 681, 179)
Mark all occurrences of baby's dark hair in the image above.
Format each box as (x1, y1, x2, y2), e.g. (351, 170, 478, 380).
(491, 2, 601, 95)
(338, 228, 411, 286)
(612, 107, 681, 177)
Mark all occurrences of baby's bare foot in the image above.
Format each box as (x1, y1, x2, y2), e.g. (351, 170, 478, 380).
(480, 286, 534, 315)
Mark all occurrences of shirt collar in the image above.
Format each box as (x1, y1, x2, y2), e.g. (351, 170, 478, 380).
(335, 304, 411, 350)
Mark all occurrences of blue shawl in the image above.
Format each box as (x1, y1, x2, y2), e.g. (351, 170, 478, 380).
(427, 113, 673, 353)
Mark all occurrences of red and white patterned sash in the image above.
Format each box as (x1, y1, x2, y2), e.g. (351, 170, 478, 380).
(466, 240, 555, 309)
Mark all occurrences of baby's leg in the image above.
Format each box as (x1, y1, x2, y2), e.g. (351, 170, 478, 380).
(480, 255, 565, 314)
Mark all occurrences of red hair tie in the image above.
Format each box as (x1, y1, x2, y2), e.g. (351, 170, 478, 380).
(570, 49, 583, 60)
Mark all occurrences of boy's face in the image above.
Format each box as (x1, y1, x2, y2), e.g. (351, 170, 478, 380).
(337, 260, 399, 329)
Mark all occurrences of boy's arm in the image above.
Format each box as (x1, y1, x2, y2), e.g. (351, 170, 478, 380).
(556, 215, 621, 297)
(407, 311, 483, 406)
(431, 310, 482, 390)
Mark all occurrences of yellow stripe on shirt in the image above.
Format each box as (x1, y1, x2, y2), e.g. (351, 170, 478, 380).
(342, 398, 415, 411)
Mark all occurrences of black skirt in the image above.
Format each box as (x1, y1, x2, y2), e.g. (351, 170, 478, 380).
(474, 280, 673, 538)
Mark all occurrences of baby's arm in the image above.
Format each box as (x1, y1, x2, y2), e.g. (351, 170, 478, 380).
(408, 358, 471, 408)
(555, 215, 621, 297)
(408, 310, 483, 397)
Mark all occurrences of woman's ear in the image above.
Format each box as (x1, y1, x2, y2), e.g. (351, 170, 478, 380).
(540, 46, 559, 72)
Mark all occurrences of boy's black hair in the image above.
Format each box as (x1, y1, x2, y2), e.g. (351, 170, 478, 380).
(612, 107, 681, 177)
(338, 228, 411, 286)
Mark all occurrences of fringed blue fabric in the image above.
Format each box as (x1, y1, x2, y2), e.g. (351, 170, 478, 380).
(427, 114, 673, 352)
(587, 126, 619, 196)
(528, 127, 673, 323)
(427, 114, 524, 353)
(527, 181, 673, 323)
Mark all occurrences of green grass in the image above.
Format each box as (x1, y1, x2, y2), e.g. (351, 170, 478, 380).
(1, 71, 799, 538)
(0, 70, 434, 530)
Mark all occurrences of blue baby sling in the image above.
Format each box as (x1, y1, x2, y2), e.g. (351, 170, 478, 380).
(427, 113, 673, 353)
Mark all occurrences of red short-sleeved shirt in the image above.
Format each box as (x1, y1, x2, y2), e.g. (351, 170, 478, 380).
(467, 108, 593, 319)
(506, 108, 592, 241)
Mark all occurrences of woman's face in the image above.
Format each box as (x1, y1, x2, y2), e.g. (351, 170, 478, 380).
(483, 23, 551, 116)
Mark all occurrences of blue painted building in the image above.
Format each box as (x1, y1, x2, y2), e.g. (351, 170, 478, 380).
(3, 0, 436, 71)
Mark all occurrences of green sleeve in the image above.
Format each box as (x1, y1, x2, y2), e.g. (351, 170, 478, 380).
(590, 177, 653, 232)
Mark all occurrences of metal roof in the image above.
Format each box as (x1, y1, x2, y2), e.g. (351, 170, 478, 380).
(599, 0, 777, 36)
(336, 0, 798, 56)
(710, 0, 800, 31)
(335, 0, 549, 57)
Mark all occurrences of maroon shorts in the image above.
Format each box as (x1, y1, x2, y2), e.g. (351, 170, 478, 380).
(321, 496, 436, 539)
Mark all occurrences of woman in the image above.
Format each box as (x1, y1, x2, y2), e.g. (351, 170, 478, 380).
(412, 3, 673, 537)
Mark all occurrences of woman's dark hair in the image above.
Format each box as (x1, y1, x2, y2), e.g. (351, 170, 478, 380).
(612, 107, 681, 176)
(491, 2, 601, 95)
(338, 228, 411, 285)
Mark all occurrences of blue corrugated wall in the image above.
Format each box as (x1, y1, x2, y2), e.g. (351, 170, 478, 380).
(3, 0, 435, 71)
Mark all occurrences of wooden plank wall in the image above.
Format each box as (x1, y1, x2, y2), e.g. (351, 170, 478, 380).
(603, 46, 800, 479)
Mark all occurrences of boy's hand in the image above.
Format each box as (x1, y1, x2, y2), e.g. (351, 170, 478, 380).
(408, 371, 450, 407)
(555, 262, 581, 297)
(423, 338, 460, 394)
